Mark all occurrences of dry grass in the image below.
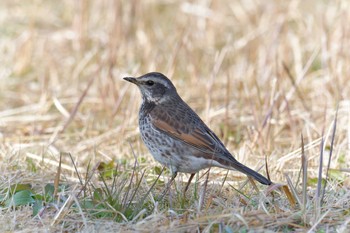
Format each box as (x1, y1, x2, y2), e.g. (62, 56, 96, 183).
(0, 0, 350, 232)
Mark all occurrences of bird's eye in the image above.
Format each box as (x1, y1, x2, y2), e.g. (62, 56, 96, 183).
(145, 80, 154, 86)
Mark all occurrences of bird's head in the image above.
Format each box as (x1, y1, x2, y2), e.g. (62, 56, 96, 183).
(124, 72, 178, 104)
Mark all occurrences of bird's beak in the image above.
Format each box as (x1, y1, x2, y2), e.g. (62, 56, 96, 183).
(123, 77, 138, 85)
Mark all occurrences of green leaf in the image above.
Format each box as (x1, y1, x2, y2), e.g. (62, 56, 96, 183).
(9, 183, 32, 194)
(32, 200, 43, 216)
(329, 170, 344, 182)
(308, 177, 326, 186)
(5, 190, 35, 207)
(45, 183, 55, 196)
(154, 166, 162, 175)
(93, 188, 103, 201)
(81, 199, 94, 209)
(337, 153, 346, 165)
(98, 161, 117, 179)
(26, 158, 37, 172)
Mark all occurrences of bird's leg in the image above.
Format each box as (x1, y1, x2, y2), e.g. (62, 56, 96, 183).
(184, 173, 195, 194)
(158, 171, 177, 200)
(167, 171, 177, 189)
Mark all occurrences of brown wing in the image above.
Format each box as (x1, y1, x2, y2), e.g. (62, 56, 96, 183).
(150, 108, 227, 155)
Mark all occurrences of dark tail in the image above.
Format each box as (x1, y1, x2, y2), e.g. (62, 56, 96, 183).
(231, 160, 272, 185)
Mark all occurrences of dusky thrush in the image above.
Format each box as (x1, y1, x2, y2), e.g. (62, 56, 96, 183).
(124, 72, 272, 192)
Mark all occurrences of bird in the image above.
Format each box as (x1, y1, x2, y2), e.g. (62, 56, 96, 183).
(124, 72, 272, 193)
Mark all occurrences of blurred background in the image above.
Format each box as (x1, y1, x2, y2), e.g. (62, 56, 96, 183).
(0, 0, 349, 230)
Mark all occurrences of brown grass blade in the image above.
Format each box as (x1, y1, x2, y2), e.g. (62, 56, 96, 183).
(285, 174, 300, 207)
(301, 134, 308, 214)
(321, 107, 338, 205)
(315, 134, 324, 218)
(61, 73, 96, 133)
(49, 71, 97, 145)
(282, 62, 309, 111)
(266, 183, 296, 208)
(281, 184, 296, 209)
(53, 152, 63, 198)
(198, 168, 210, 212)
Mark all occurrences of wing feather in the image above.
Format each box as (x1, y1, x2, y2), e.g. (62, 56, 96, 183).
(152, 116, 225, 155)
